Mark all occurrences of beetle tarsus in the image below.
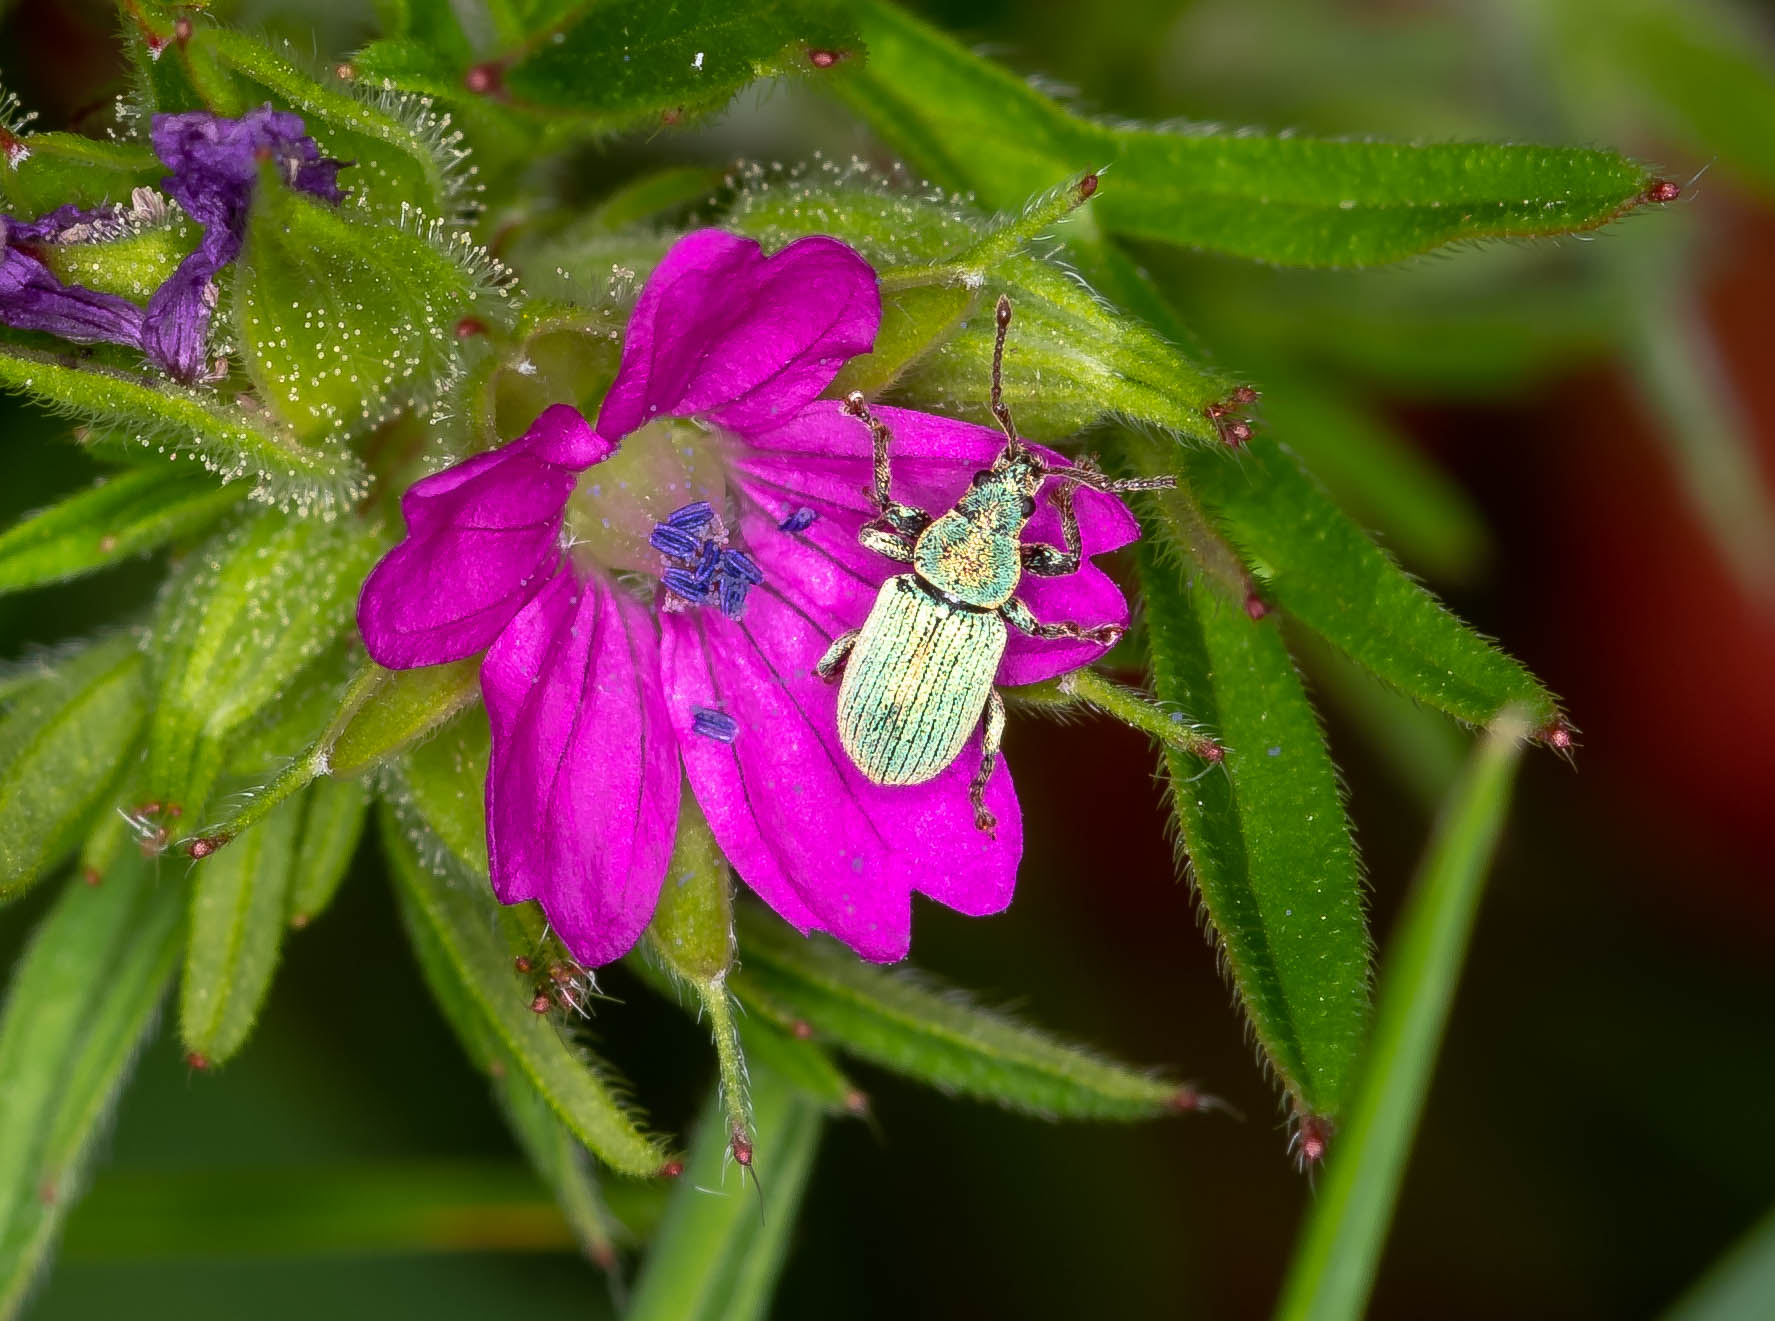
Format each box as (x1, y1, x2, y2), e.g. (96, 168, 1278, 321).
(815, 629, 860, 682)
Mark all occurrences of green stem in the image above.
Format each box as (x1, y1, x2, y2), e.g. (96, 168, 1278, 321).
(1010, 667, 1223, 763)
(1272, 713, 1530, 1321)
(877, 170, 1101, 293)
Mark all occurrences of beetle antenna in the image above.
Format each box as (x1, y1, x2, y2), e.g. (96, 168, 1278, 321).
(1054, 461, 1177, 494)
(990, 295, 1023, 458)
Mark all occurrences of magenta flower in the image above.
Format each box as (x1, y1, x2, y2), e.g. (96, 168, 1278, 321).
(358, 230, 1139, 964)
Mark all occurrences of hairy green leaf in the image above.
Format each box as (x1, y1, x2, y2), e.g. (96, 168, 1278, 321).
(288, 776, 369, 929)
(832, 0, 1666, 267)
(0, 131, 161, 216)
(394, 834, 623, 1269)
(189, 27, 468, 215)
(326, 661, 482, 777)
(627, 1066, 822, 1321)
(381, 788, 671, 1177)
(36, 210, 196, 305)
(0, 466, 244, 597)
(1181, 436, 1558, 731)
(731, 906, 1187, 1120)
(0, 632, 146, 902)
(1135, 480, 1370, 1122)
(147, 509, 384, 816)
(724, 171, 1239, 442)
(357, 0, 856, 145)
(180, 790, 302, 1066)
(0, 345, 367, 512)
(0, 847, 184, 1317)
(1275, 717, 1527, 1321)
(236, 177, 503, 444)
(1246, 371, 1489, 583)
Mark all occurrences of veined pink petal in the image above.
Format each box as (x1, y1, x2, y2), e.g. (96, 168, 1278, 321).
(482, 572, 681, 967)
(661, 496, 1020, 963)
(732, 400, 1136, 686)
(597, 231, 879, 441)
(357, 404, 612, 668)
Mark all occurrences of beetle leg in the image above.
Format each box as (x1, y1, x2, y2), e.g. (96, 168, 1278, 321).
(1020, 481, 1083, 576)
(813, 629, 861, 682)
(844, 391, 929, 534)
(860, 525, 916, 563)
(1002, 596, 1123, 648)
(971, 689, 1005, 835)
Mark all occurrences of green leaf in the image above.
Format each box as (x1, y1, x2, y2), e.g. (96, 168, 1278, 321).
(723, 172, 1239, 443)
(1273, 717, 1527, 1321)
(730, 905, 1188, 1120)
(147, 509, 385, 816)
(381, 784, 671, 1178)
(1134, 474, 1370, 1123)
(61, 1162, 593, 1260)
(832, 0, 1667, 267)
(358, 0, 856, 144)
(626, 1065, 823, 1321)
(393, 830, 624, 1269)
(0, 343, 368, 512)
(1246, 371, 1489, 584)
(0, 465, 244, 597)
(190, 27, 469, 215)
(392, 705, 491, 876)
(0, 846, 185, 1316)
(0, 632, 147, 903)
(180, 790, 303, 1066)
(36, 207, 197, 304)
(326, 660, 482, 777)
(1180, 435, 1558, 731)
(1573, 0, 1775, 196)
(1661, 1205, 1775, 1321)
(491, 1077, 624, 1271)
(287, 775, 369, 929)
(0, 132, 161, 216)
(235, 177, 504, 444)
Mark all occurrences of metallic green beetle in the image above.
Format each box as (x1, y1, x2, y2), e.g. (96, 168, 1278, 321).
(816, 297, 1175, 834)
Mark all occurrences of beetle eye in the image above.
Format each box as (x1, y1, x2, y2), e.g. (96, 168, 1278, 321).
(1020, 495, 1036, 518)
(970, 470, 993, 487)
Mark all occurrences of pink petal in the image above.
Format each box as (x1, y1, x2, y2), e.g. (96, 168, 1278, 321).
(597, 231, 880, 441)
(661, 497, 1020, 963)
(731, 401, 1136, 686)
(358, 405, 612, 668)
(481, 571, 681, 967)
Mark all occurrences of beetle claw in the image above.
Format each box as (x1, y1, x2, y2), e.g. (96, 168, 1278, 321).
(974, 806, 998, 836)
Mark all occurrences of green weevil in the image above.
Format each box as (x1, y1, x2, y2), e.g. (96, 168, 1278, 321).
(815, 296, 1176, 834)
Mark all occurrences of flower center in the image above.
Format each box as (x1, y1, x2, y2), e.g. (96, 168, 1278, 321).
(559, 417, 764, 621)
(562, 418, 727, 575)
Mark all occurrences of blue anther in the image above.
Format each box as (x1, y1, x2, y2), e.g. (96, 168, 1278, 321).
(778, 507, 817, 533)
(720, 548, 764, 585)
(666, 500, 714, 531)
(648, 524, 699, 559)
(661, 567, 714, 604)
(690, 539, 722, 589)
(691, 707, 740, 743)
(718, 573, 751, 620)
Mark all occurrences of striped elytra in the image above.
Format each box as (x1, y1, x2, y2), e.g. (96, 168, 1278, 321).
(836, 576, 1006, 785)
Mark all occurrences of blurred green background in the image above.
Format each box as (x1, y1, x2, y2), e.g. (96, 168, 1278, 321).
(3, 0, 1773, 1316)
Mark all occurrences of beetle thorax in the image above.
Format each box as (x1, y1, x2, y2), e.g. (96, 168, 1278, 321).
(911, 469, 1028, 609)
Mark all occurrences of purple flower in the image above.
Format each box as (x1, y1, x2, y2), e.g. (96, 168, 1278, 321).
(144, 106, 347, 380)
(358, 230, 1139, 965)
(0, 205, 146, 348)
(0, 107, 344, 380)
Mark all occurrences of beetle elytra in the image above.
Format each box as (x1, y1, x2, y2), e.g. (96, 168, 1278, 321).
(816, 296, 1176, 833)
